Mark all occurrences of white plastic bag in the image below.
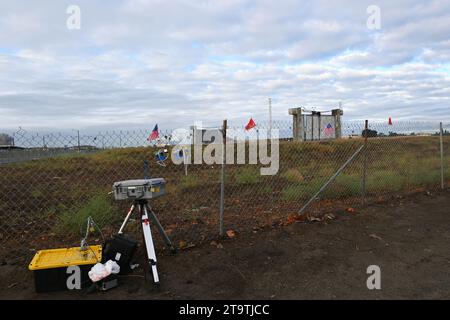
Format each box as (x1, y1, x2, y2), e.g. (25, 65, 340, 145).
(105, 260, 121, 274)
(88, 260, 121, 282)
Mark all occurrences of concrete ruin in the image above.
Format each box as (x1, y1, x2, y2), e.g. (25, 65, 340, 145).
(289, 108, 343, 141)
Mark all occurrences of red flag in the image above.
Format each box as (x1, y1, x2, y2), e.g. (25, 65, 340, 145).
(388, 117, 393, 125)
(245, 118, 256, 131)
(147, 124, 159, 141)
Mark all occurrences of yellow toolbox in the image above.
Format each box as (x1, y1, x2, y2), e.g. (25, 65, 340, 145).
(29, 245, 102, 293)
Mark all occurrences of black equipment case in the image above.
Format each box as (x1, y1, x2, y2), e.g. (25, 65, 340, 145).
(103, 234, 138, 274)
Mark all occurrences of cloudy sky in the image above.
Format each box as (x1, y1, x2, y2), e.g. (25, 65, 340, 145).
(0, 0, 449, 130)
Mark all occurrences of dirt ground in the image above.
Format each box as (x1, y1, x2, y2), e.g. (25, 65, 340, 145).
(1, 189, 450, 300)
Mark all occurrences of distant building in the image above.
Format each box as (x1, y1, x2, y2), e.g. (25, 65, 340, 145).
(289, 108, 343, 141)
(362, 129, 378, 138)
(0, 133, 14, 148)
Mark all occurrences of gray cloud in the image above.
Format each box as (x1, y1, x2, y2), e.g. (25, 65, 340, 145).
(0, 0, 449, 131)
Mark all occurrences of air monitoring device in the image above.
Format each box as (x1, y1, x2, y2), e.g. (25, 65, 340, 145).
(112, 178, 175, 285)
(113, 178, 166, 201)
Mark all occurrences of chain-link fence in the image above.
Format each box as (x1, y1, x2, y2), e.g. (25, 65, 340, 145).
(223, 120, 449, 234)
(0, 120, 448, 263)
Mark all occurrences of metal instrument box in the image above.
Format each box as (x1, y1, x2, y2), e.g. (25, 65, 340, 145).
(113, 178, 166, 200)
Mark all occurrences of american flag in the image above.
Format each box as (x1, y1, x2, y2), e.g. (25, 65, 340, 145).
(147, 124, 159, 141)
(324, 123, 334, 136)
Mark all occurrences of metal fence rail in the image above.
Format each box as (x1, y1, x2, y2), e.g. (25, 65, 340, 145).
(0, 120, 448, 263)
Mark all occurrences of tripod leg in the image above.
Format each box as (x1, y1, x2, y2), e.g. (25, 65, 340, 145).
(141, 204, 160, 284)
(118, 204, 135, 234)
(147, 204, 176, 253)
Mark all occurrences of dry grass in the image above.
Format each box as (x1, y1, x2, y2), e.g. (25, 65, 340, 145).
(0, 135, 448, 250)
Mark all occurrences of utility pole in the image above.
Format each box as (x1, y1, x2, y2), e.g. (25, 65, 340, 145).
(219, 119, 227, 237)
(268, 97, 273, 139)
(440, 122, 444, 190)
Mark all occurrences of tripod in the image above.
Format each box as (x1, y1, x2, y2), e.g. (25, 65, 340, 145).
(118, 199, 175, 284)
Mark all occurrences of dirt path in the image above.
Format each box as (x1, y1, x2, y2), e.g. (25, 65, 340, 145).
(1, 189, 450, 299)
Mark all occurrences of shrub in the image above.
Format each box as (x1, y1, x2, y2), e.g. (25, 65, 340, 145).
(282, 169, 305, 183)
(179, 174, 201, 190)
(234, 167, 260, 185)
(54, 192, 121, 235)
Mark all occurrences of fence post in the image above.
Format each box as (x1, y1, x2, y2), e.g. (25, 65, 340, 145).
(440, 122, 444, 190)
(219, 119, 227, 237)
(77, 130, 81, 153)
(362, 120, 369, 205)
(143, 160, 149, 180)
